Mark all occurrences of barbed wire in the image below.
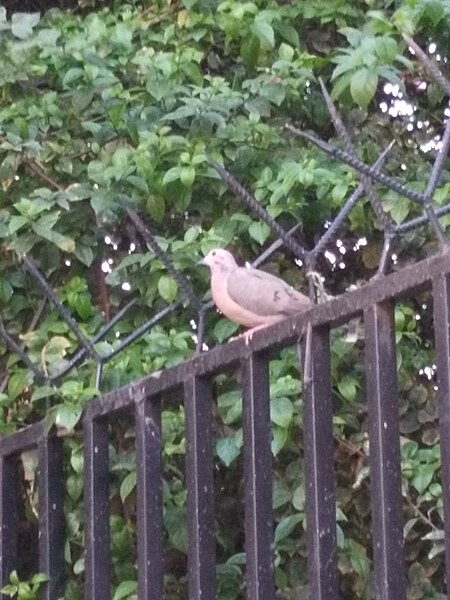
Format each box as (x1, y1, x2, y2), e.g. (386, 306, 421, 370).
(1, 37, 450, 391)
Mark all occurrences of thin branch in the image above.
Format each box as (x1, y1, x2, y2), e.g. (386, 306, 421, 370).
(22, 156, 64, 192)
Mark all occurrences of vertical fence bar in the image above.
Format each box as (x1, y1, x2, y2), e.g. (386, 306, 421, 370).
(0, 456, 17, 594)
(184, 376, 216, 599)
(432, 273, 450, 598)
(243, 352, 274, 600)
(364, 301, 406, 600)
(135, 396, 164, 600)
(84, 416, 110, 600)
(39, 437, 65, 600)
(301, 325, 338, 600)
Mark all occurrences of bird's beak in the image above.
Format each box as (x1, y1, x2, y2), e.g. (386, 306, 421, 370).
(199, 256, 208, 266)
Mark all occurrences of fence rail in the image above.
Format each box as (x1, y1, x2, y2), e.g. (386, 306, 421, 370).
(1, 252, 450, 599)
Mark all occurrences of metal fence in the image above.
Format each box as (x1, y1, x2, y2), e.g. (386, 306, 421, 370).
(2, 37, 450, 600)
(2, 252, 450, 600)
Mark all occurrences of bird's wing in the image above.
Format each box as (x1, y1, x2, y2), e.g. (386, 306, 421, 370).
(227, 267, 310, 317)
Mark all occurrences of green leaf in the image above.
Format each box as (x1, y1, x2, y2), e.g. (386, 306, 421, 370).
(278, 43, 294, 62)
(126, 175, 149, 193)
(8, 215, 28, 234)
(74, 245, 94, 267)
(411, 465, 436, 494)
(158, 275, 178, 303)
(112, 580, 137, 600)
(216, 436, 241, 466)
(292, 484, 305, 511)
(184, 226, 200, 243)
(32, 222, 76, 253)
(162, 167, 181, 185)
(63, 68, 85, 87)
(162, 106, 197, 121)
(337, 378, 357, 402)
(374, 36, 398, 62)
(146, 195, 165, 222)
(274, 514, 303, 543)
(336, 524, 345, 549)
(348, 542, 370, 576)
(270, 397, 293, 428)
(261, 83, 285, 106)
(71, 89, 94, 112)
(350, 68, 378, 108)
(240, 34, 260, 68)
(251, 20, 275, 49)
(37, 28, 59, 46)
(388, 196, 410, 224)
(214, 318, 239, 343)
(217, 390, 242, 424)
(180, 166, 196, 188)
(272, 480, 291, 509)
(30, 573, 49, 585)
(54, 404, 83, 431)
(120, 471, 137, 503)
(11, 12, 40, 39)
(271, 426, 288, 455)
(248, 221, 271, 245)
(8, 370, 34, 400)
(277, 23, 299, 47)
(31, 386, 58, 402)
(0, 279, 13, 304)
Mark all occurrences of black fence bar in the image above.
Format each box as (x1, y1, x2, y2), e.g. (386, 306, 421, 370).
(84, 416, 110, 600)
(135, 396, 164, 600)
(38, 436, 65, 600)
(301, 326, 338, 600)
(243, 352, 274, 599)
(184, 376, 216, 599)
(432, 273, 450, 598)
(0, 422, 43, 457)
(0, 456, 17, 595)
(364, 301, 406, 600)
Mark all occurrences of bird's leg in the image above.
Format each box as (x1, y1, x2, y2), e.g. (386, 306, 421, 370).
(242, 323, 271, 345)
(230, 324, 272, 344)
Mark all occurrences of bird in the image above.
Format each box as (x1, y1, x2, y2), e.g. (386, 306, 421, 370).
(201, 248, 311, 343)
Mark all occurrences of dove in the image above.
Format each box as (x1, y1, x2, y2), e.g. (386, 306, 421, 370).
(201, 248, 311, 343)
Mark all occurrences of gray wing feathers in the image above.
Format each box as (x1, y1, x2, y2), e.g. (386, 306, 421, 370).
(227, 267, 309, 317)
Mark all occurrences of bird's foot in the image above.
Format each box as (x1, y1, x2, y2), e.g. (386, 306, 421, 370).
(230, 324, 270, 345)
(242, 324, 270, 345)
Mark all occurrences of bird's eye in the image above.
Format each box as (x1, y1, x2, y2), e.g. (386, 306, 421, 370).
(212, 251, 216, 256)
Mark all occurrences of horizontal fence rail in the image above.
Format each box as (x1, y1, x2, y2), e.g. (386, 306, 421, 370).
(1, 252, 450, 599)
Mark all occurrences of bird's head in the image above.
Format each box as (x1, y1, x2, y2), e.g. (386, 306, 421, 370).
(201, 248, 238, 273)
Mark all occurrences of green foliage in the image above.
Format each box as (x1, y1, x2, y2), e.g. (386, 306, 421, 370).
(1, 571, 49, 599)
(0, 0, 449, 597)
